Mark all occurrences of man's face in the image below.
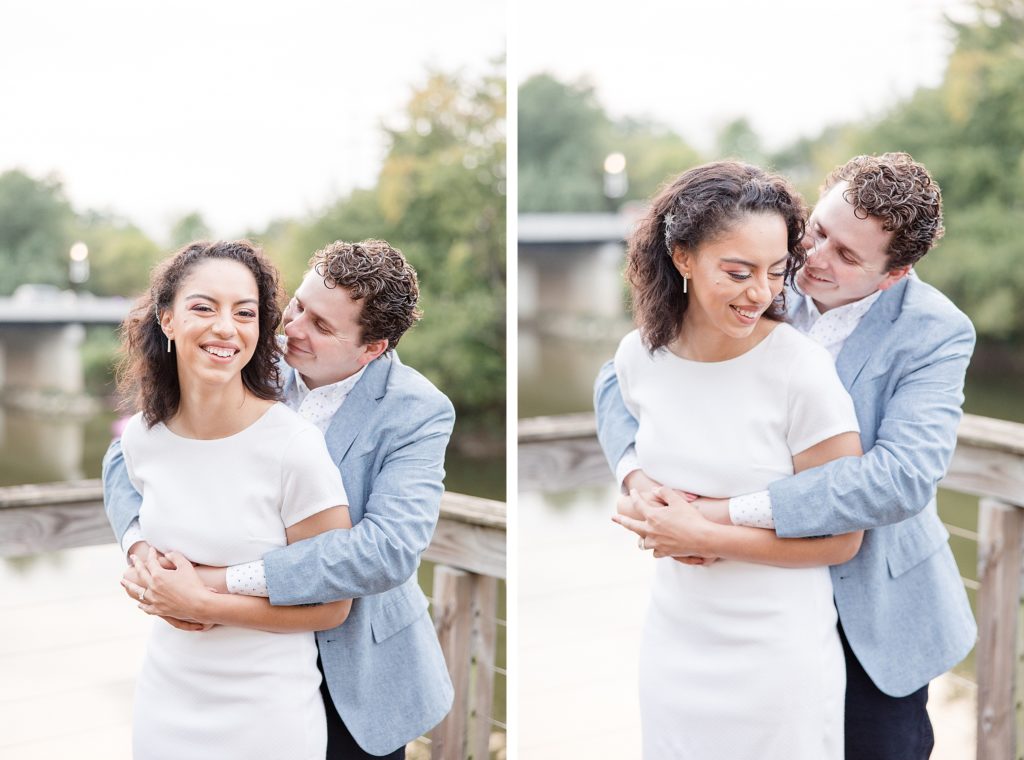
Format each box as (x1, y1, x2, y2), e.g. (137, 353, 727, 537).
(282, 271, 385, 389)
(795, 181, 908, 312)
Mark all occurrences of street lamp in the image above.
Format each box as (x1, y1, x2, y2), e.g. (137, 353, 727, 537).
(603, 152, 628, 202)
(69, 241, 89, 288)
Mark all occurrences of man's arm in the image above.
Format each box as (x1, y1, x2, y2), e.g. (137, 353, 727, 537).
(770, 317, 975, 538)
(262, 393, 455, 605)
(102, 439, 145, 551)
(594, 360, 640, 478)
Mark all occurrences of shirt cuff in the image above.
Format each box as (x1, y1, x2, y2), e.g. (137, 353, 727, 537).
(226, 560, 269, 597)
(615, 446, 641, 491)
(120, 519, 144, 562)
(728, 491, 775, 529)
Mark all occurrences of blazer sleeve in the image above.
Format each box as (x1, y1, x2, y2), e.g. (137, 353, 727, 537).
(263, 391, 455, 604)
(593, 359, 640, 476)
(769, 314, 975, 537)
(101, 438, 144, 545)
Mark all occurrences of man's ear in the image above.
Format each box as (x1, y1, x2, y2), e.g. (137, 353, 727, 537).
(878, 266, 910, 291)
(358, 338, 389, 367)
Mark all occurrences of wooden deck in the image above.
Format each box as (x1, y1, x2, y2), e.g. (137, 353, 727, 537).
(519, 412, 1024, 760)
(0, 489, 506, 760)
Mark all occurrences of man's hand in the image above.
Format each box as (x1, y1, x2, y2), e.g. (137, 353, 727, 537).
(623, 469, 661, 495)
(613, 487, 721, 561)
(618, 470, 662, 519)
(122, 548, 217, 626)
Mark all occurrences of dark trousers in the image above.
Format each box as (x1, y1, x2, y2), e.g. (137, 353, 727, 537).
(318, 655, 405, 760)
(840, 623, 934, 760)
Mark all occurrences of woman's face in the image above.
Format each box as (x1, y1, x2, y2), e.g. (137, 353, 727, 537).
(672, 212, 789, 340)
(160, 258, 261, 388)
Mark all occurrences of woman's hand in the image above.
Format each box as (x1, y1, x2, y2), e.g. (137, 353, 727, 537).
(122, 548, 218, 629)
(613, 487, 720, 562)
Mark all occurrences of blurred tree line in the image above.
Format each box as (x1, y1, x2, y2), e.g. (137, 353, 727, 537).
(519, 0, 1024, 345)
(0, 62, 505, 450)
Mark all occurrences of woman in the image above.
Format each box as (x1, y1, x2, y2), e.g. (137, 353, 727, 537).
(611, 162, 863, 759)
(115, 240, 349, 760)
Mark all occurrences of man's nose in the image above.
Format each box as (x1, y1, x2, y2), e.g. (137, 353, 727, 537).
(283, 312, 303, 337)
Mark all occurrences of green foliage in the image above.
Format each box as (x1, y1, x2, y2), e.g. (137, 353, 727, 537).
(0, 63, 506, 444)
(518, 75, 703, 211)
(74, 212, 162, 298)
(518, 74, 611, 211)
(169, 212, 212, 248)
(0, 171, 74, 294)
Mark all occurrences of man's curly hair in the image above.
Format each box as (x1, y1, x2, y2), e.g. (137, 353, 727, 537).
(823, 152, 944, 271)
(309, 239, 421, 349)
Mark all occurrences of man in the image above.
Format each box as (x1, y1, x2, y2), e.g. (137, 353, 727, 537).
(104, 239, 454, 759)
(595, 153, 976, 760)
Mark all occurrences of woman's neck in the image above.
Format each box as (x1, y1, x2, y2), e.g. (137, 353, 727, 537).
(670, 313, 775, 362)
(168, 376, 273, 439)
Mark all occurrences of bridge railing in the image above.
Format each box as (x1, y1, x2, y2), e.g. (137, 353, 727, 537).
(0, 483, 506, 760)
(520, 412, 1024, 760)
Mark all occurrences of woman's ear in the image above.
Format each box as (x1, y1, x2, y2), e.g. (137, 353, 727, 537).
(159, 308, 173, 340)
(670, 246, 692, 278)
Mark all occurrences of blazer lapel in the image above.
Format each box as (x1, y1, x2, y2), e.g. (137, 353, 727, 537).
(323, 353, 392, 462)
(835, 278, 907, 388)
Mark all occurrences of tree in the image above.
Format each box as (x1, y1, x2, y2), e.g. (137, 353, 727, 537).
(0, 170, 75, 294)
(169, 212, 212, 247)
(518, 74, 612, 211)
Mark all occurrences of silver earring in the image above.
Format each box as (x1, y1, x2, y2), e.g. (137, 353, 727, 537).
(167, 336, 172, 353)
(683, 274, 688, 294)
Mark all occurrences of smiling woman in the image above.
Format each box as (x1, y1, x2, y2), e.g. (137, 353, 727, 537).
(110, 240, 352, 760)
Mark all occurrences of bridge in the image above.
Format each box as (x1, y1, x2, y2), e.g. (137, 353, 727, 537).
(0, 286, 130, 399)
(518, 213, 633, 321)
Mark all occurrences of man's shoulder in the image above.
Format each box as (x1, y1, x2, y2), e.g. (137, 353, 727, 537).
(892, 277, 975, 343)
(380, 353, 455, 417)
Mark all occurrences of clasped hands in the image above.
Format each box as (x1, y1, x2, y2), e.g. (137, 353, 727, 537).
(121, 544, 219, 632)
(612, 472, 731, 565)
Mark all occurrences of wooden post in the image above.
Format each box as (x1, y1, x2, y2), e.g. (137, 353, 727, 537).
(976, 498, 1024, 760)
(432, 565, 474, 760)
(469, 575, 498, 760)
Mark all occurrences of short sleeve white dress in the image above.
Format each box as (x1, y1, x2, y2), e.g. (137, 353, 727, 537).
(614, 323, 859, 760)
(120, 402, 348, 760)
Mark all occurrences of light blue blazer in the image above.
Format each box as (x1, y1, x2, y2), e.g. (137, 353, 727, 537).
(104, 351, 455, 755)
(595, 277, 977, 697)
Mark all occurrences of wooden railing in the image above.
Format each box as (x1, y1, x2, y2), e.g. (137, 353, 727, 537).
(0, 484, 506, 760)
(520, 411, 1024, 760)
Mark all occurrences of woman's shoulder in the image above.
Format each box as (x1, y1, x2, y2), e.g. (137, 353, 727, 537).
(771, 322, 832, 362)
(614, 328, 648, 363)
(119, 411, 151, 445)
(259, 402, 320, 438)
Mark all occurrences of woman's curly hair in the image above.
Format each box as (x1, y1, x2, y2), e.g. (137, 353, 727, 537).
(309, 239, 421, 348)
(116, 240, 285, 427)
(822, 152, 944, 270)
(628, 161, 807, 352)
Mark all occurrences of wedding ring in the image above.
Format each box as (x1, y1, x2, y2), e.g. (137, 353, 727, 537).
(139, 587, 147, 602)
(637, 536, 646, 550)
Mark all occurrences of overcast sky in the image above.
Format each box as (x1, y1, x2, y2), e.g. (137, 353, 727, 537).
(0, 0, 504, 240)
(517, 0, 973, 151)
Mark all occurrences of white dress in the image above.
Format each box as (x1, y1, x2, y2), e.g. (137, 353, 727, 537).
(615, 324, 859, 760)
(120, 403, 348, 760)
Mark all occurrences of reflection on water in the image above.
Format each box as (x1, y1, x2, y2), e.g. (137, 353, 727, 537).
(0, 405, 118, 487)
